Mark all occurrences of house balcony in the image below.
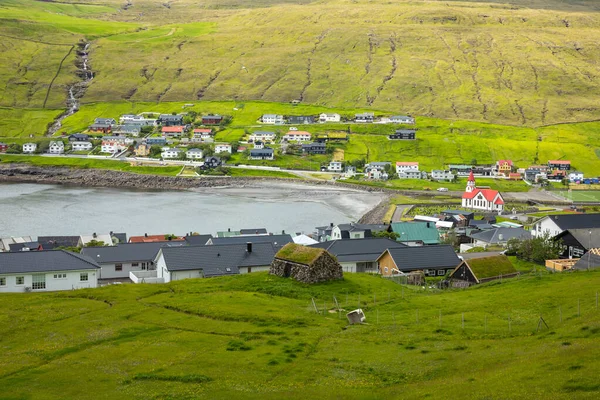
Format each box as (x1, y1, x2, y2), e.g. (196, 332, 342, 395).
(129, 270, 164, 284)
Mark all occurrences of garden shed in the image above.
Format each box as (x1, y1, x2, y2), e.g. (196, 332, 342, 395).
(449, 255, 518, 287)
(270, 243, 343, 284)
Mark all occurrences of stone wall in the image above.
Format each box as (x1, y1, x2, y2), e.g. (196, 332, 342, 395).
(270, 253, 343, 284)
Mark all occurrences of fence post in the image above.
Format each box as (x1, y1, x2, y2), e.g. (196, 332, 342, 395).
(346, 290, 348, 307)
(376, 309, 379, 325)
(358, 293, 361, 308)
(311, 298, 319, 314)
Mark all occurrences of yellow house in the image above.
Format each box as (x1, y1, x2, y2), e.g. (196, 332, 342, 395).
(376, 246, 462, 277)
(134, 143, 150, 157)
(496, 160, 513, 176)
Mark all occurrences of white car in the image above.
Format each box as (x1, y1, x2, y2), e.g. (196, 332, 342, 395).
(437, 187, 449, 192)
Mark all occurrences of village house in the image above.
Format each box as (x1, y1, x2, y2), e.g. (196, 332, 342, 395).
(302, 142, 326, 155)
(448, 254, 519, 287)
(548, 160, 571, 170)
(364, 162, 390, 180)
(398, 170, 427, 180)
(134, 143, 151, 157)
(0, 250, 99, 293)
(68, 133, 89, 142)
(547, 170, 567, 181)
(248, 131, 276, 143)
(207, 234, 292, 248)
(330, 223, 389, 240)
(183, 234, 213, 246)
(186, 148, 204, 160)
(161, 148, 183, 159)
(319, 113, 341, 123)
(344, 166, 357, 178)
(22, 143, 37, 153)
(81, 242, 184, 281)
(327, 161, 343, 172)
(202, 156, 222, 170)
(449, 164, 473, 176)
(48, 141, 64, 154)
(390, 115, 415, 124)
(468, 227, 531, 248)
(101, 140, 127, 154)
(151, 242, 277, 282)
(461, 172, 504, 212)
(554, 228, 600, 259)
(193, 128, 213, 141)
(112, 124, 142, 136)
(287, 116, 314, 125)
(78, 233, 115, 247)
(146, 137, 167, 146)
(120, 114, 157, 126)
(524, 165, 548, 182)
(310, 238, 405, 273)
(355, 112, 374, 123)
(532, 213, 600, 238)
(129, 234, 185, 243)
(261, 114, 285, 124)
(201, 115, 223, 125)
(431, 169, 455, 181)
(8, 242, 42, 252)
(395, 162, 419, 175)
(71, 141, 92, 151)
(495, 160, 513, 177)
(254, 141, 264, 149)
(472, 165, 494, 176)
(161, 126, 186, 138)
(102, 136, 133, 145)
(37, 236, 80, 250)
(377, 245, 461, 277)
(270, 244, 343, 284)
(569, 171, 584, 183)
(215, 144, 232, 154)
(158, 114, 184, 126)
(249, 148, 274, 160)
(389, 129, 416, 140)
(89, 118, 116, 133)
(282, 131, 311, 142)
(0, 142, 7, 153)
(390, 221, 441, 246)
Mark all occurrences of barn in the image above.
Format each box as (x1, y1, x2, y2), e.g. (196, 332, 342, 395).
(270, 243, 342, 284)
(449, 255, 519, 287)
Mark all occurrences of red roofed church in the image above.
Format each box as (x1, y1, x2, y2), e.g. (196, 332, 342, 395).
(461, 171, 504, 212)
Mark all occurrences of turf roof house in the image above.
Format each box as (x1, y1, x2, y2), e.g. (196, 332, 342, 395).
(154, 242, 276, 282)
(377, 245, 461, 277)
(448, 254, 519, 287)
(461, 171, 504, 212)
(0, 250, 100, 293)
(270, 243, 343, 284)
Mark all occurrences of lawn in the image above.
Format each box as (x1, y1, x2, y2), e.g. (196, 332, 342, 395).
(0, 270, 599, 399)
(555, 190, 600, 202)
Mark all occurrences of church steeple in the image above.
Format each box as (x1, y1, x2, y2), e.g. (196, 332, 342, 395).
(466, 170, 476, 193)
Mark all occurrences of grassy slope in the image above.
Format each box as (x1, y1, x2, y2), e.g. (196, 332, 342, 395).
(0, 270, 599, 398)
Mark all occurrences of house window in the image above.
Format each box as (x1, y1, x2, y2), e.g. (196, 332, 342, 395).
(132, 263, 139, 267)
(438, 269, 445, 276)
(115, 264, 123, 271)
(0, 277, 5, 286)
(53, 273, 67, 279)
(32, 275, 46, 290)
(16, 276, 24, 285)
(80, 273, 88, 282)
(141, 263, 147, 270)
(384, 267, 389, 273)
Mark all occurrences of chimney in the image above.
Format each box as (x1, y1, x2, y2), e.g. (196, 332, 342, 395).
(282, 230, 285, 234)
(228, 228, 231, 232)
(246, 242, 252, 253)
(93, 232, 97, 238)
(330, 222, 334, 227)
(427, 222, 430, 228)
(145, 233, 148, 237)
(110, 231, 113, 236)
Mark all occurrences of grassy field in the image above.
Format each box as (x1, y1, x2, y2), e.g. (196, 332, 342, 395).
(1, 270, 599, 398)
(556, 190, 600, 202)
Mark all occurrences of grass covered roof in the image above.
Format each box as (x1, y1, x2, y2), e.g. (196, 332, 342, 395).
(275, 243, 326, 265)
(467, 255, 517, 279)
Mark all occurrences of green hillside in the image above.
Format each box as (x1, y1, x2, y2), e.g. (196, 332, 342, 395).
(1, 269, 599, 399)
(1, 0, 600, 126)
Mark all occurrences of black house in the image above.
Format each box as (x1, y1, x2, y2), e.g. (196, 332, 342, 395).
(201, 156, 222, 170)
(302, 142, 326, 155)
(389, 129, 416, 140)
(287, 116, 314, 125)
(69, 133, 90, 142)
(159, 114, 184, 126)
(554, 228, 600, 259)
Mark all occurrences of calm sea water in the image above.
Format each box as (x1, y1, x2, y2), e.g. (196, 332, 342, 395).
(0, 182, 382, 238)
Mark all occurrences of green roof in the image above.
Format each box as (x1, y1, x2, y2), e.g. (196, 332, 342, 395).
(467, 255, 517, 279)
(275, 243, 326, 265)
(390, 222, 440, 244)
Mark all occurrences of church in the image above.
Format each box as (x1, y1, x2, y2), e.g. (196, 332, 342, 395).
(461, 171, 504, 212)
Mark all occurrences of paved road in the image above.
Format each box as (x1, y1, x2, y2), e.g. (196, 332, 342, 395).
(392, 205, 412, 222)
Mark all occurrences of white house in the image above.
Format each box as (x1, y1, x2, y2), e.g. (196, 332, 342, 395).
(319, 113, 341, 123)
(48, 141, 64, 154)
(355, 112, 375, 123)
(22, 143, 37, 153)
(215, 144, 232, 154)
(249, 131, 276, 143)
(72, 141, 93, 151)
(261, 114, 284, 124)
(101, 136, 133, 145)
(161, 148, 183, 159)
(0, 250, 99, 293)
(531, 214, 600, 238)
(431, 170, 455, 181)
(461, 172, 504, 212)
(390, 115, 415, 124)
(395, 162, 419, 174)
(78, 234, 115, 247)
(101, 140, 127, 154)
(282, 131, 311, 142)
(398, 170, 427, 180)
(569, 171, 584, 182)
(119, 114, 157, 126)
(186, 148, 204, 160)
(327, 161, 343, 172)
(365, 162, 390, 180)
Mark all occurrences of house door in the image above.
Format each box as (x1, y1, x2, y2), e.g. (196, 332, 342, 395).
(283, 264, 292, 278)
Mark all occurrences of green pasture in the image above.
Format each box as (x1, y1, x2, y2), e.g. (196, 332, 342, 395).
(1, 270, 599, 398)
(556, 190, 600, 203)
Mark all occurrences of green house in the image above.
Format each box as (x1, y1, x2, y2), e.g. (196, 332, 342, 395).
(390, 222, 440, 245)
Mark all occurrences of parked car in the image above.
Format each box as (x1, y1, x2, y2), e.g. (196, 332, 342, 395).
(437, 187, 449, 192)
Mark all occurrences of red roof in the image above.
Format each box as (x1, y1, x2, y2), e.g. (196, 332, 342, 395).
(468, 171, 475, 181)
(462, 188, 501, 202)
(193, 128, 212, 133)
(396, 162, 419, 166)
(548, 160, 570, 165)
(497, 160, 513, 166)
(162, 126, 184, 133)
(494, 197, 504, 205)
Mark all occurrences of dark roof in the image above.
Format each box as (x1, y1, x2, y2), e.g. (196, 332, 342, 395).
(443, 210, 475, 217)
(310, 238, 405, 262)
(555, 228, 600, 249)
(8, 242, 40, 252)
(468, 227, 531, 244)
(573, 252, 600, 270)
(250, 148, 274, 155)
(159, 114, 183, 120)
(382, 245, 461, 271)
(159, 243, 276, 276)
(208, 234, 292, 247)
(337, 223, 389, 233)
(81, 242, 184, 264)
(184, 234, 213, 246)
(111, 232, 128, 244)
(38, 236, 81, 249)
(541, 214, 600, 230)
(0, 250, 99, 274)
(240, 228, 268, 235)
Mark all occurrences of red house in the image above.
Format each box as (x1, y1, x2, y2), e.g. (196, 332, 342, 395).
(201, 115, 223, 125)
(161, 126, 185, 137)
(0, 142, 8, 153)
